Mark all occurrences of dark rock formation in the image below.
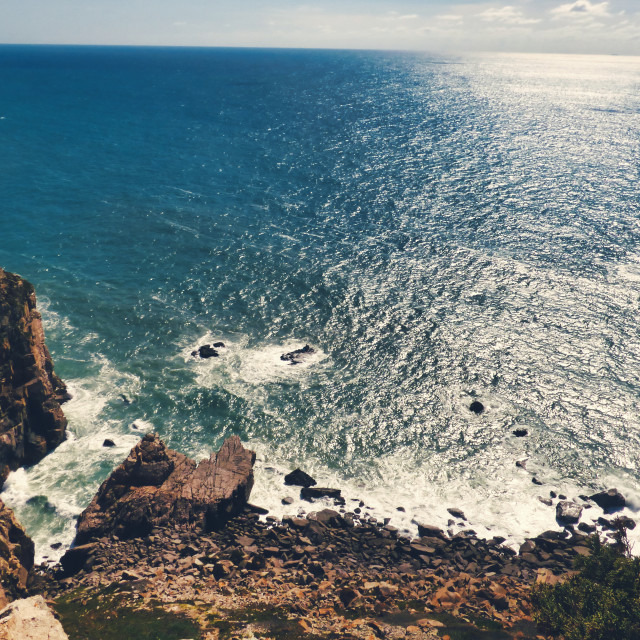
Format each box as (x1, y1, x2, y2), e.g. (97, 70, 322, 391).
(102, 439, 116, 448)
(0, 499, 34, 607)
(556, 501, 582, 525)
(300, 487, 342, 502)
(590, 488, 625, 513)
(191, 345, 219, 359)
(280, 345, 315, 365)
(74, 434, 256, 545)
(284, 468, 316, 488)
(0, 269, 69, 485)
(447, 508, 466, 521)
(512, 429, 528, 437)
(468, 401, 484, 415)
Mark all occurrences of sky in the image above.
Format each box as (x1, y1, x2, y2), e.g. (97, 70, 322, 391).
(1, 0, 640, 55)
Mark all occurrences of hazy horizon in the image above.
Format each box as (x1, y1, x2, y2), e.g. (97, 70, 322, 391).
(2, 0, 639, 56)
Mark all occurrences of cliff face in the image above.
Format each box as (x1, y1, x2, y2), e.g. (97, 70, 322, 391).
(0, 498, 34, 608)
(0, 268, 69, 485)
(74, 434, 256, 545)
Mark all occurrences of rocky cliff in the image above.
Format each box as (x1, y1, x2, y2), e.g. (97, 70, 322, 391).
(0, 268, 69, 485)
(0, 499, 34, 608)
(74, 434, 256, 545)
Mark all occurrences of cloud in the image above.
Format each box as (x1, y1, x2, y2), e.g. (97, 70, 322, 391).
(477, 5, 541, 25)
(551, 0, 611, 19)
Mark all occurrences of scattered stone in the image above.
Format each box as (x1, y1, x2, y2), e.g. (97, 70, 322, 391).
(212, 342, 225, 348)
(469, 400, 484, 415)
(538, 497, 552, 507)
(284, 469, 317, 488)
(532, 477, 543, 486)
(515, 459, 527, 469)
(282, 497, 294, 506)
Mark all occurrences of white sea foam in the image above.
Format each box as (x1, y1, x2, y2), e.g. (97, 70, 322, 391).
(183, 332, 329, 389)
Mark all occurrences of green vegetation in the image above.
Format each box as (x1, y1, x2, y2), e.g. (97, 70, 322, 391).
(53, 589, 201, 640)
(531, 528, 640, 640)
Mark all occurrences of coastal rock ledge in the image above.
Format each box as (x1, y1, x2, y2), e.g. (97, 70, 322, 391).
(74, 434, 256, 545)
(0, 268, 69, 485)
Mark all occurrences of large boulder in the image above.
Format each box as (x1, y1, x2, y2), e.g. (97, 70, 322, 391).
(556, 501, 582, 525)
(0, 499, 34, 607)
(0, 595, 68, 640)
(0, 269, 69, 485)
(590, 489, 625, 513)
(74, 434, 256, 544)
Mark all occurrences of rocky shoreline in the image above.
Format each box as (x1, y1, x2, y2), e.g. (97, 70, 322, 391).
(0, 269, 634, 639)
(27, 433, 624, 639)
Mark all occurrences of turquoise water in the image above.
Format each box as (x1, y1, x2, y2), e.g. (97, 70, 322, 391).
(1, 46, 640, 560)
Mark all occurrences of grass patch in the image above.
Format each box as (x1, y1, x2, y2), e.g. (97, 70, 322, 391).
(53, 589, 201, 640)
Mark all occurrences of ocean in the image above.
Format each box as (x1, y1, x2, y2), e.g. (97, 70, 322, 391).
(1, 45, 639, 562)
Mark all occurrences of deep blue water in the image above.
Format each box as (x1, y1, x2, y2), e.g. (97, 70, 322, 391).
(1, 45, 640, 559)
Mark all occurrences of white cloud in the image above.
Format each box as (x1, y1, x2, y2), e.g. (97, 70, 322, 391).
(551, 1, 611, 19)
(478, 5, 541, 25)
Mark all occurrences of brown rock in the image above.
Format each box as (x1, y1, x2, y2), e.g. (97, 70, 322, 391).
(0, 499, 34, 604)
(0, 269, 69, 484)
(75, 434, 255, 544)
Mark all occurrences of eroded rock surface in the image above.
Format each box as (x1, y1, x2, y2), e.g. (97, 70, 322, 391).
(74, 434, 256, 545)
(0, 499, 34, 607)
(0, 269, 68, 484)
(0, 595, 68, 640)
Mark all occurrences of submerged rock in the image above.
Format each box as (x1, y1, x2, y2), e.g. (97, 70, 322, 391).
(280, 344, 315, 365)
(0, 595, 68, 640)
(74, 434, 256, 544)
(0, 268, 69, 485)
(301, 487, 341, 502)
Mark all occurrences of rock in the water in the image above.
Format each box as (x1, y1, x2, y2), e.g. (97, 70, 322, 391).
(75, 434, 255, 544)
(300, 487, 341, 502)
(0, 595, 68, 640)
(284, 468, 317, 488)
(417, 523, 446, 539)
(447, 507, 466, 521)
(212, 342, 225, 348)
(0, 500, 34, 607)
(0, 269, 69, 485)
(102, 439, 116, 448)
(469, 400, 484, 415)
(556, 501, 582, 525)
(280, 344, 315, 365)
(512, 429, 528, 437)
(192, 344, 219, 359)
(590, 488, 625, 513)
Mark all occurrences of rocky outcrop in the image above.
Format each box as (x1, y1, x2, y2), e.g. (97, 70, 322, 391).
(0, 499, 34, 607)
(73, 434, 256, 545)
(0, 595, 68, 640)
(590, 488, 625, 513)
(0, 269, 69, 485)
